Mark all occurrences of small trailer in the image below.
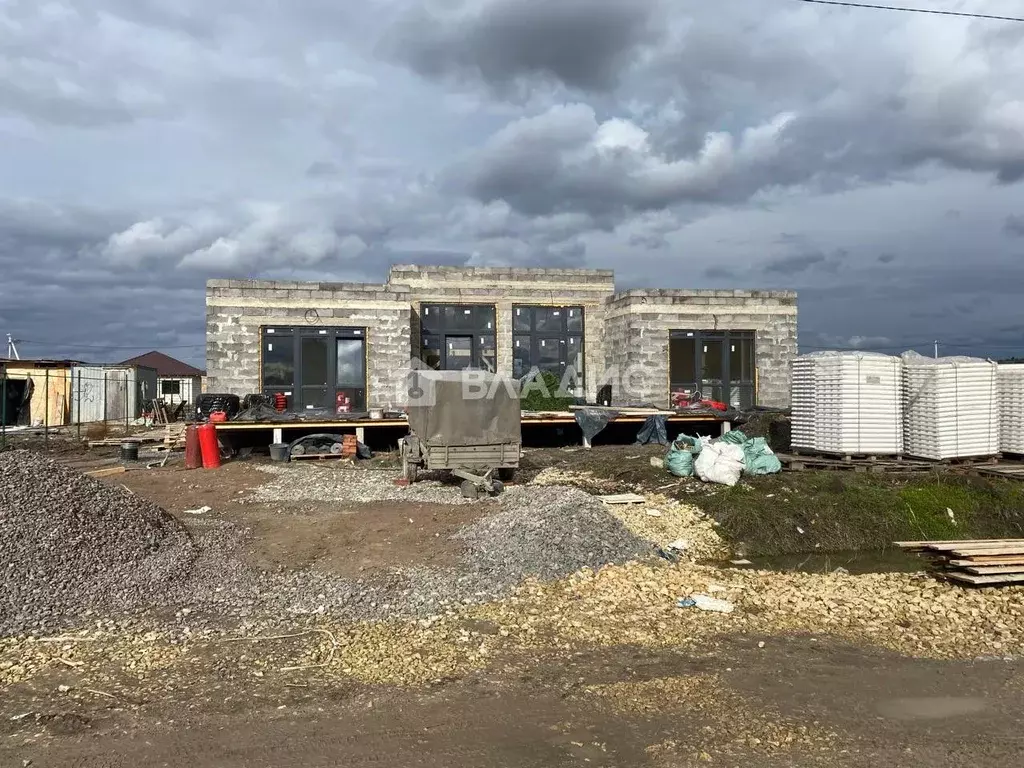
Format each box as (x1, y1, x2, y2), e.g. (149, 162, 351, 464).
(399, 370, 521, 498)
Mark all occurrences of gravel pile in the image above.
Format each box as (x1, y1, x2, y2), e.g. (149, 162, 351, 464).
(242, 485, 655, 623)
(455, 485, 653, 587)
(0, 450, 197, 635)
(248, 465, 473, 505)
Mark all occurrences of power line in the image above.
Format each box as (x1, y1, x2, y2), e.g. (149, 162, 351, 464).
(799, 0, 1024, 22)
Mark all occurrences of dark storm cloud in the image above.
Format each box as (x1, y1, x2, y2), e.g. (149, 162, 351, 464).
(384, 0, 665, 93)
(429, 2, 1024, 229)
(1005, 215, 1024, 238)
(5, 0, 1024, 365)
(763, 253, 826, 275)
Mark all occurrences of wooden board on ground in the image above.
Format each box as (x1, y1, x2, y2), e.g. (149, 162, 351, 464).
(976, 465, 1024, 480)
(896, 538, 1024, 548)
(963, 565, 1024, 575)
(934, 546, 1024, 557)
(947, 572, 1024, 586)
(950, 556, 1024, 566)
(84, 466, 127, 478)
(598, 493, 647, 505)
(289, 453, 355, 462)
(899, 537, 1024, 586)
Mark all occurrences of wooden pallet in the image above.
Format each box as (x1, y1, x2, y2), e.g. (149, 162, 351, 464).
(973, 464, 1024, 480)
(778, 453, 932, 473)
(791, 450, 906, 462)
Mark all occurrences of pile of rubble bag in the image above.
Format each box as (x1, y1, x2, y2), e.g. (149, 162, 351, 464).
(665, 430, 781, 486)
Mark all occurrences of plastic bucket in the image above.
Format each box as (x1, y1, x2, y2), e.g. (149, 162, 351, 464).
(120, 440, 140, 463)
(269, 443, 290, 462)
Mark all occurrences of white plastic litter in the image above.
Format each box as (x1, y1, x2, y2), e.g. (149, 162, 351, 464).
(685, 594, 735, 613)
(694, 442, 744, 486)
(183, 505, 213, 516)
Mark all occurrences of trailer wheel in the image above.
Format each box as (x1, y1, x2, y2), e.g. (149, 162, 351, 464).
(490, 480, 505, 496)
(460, 480, 480, 499)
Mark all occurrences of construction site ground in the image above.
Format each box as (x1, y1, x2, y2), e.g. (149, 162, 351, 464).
(3, 438, 1024, 767)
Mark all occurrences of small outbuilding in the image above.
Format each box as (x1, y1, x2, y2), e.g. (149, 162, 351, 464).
(117, 351, 205, 407)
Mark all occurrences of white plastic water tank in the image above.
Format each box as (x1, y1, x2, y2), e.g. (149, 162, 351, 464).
(791, 351, 903, 455)
(998, 364, 1024, 454)
(902, 352, 998, 460)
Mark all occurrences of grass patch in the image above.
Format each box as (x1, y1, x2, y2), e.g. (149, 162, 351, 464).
(695, 471, 1024, 556)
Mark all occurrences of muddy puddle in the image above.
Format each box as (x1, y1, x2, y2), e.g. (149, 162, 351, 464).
(726, 548, 923, 575)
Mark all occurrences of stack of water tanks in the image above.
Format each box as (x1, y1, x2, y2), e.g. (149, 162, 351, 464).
(901, 352, 999, 460)
(998, 364, 1024, 454)
(791, 352, 904, 455)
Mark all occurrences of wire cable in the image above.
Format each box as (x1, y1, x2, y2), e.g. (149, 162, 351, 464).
(799, 0, 1024, 22)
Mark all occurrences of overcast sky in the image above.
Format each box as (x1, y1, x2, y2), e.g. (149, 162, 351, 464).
(2, 0, 1024, 367)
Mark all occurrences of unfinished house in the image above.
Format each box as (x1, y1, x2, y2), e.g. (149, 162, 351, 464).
(205, 266, 797, 413)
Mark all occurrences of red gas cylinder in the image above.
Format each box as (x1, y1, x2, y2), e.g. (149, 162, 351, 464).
(197, 423, 222, 469)
(184, 425, 202, 470)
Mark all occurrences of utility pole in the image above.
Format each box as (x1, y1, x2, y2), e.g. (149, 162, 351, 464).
(5, 334, 19, 360)
(934, 340, 939, 359)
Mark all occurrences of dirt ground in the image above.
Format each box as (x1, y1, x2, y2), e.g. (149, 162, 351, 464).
(5, 438, 1024, 766)
(242, 500, 484, 577)
(4, 636, 1023, 768)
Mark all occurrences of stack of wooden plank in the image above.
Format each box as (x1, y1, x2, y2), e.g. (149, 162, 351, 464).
(896, 539, 1024, 585)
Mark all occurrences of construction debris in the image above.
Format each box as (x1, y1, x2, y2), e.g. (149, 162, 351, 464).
(0, 450, 197, 635)
(897, 539, 1024, 585)
(600, 493, 726, 561)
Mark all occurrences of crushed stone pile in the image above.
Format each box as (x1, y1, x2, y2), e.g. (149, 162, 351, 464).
(456, 485, 653, 586)
(0, 450, 197, 635)
(249, 464, 473, 505)
(273, 485, 656, 621)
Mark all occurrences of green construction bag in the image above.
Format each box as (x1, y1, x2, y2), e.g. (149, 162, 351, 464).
(718, 429, 747, 445)
(665, 435, 702, 477)
(742, 436, 782, 475)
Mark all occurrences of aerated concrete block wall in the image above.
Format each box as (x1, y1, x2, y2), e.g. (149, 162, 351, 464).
(205, 279, 411, 409)
(388, 265, 615, 402)
(205, 271, 798, 411)
(603, 290, 798, 408)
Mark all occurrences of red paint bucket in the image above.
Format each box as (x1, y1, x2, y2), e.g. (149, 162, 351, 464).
(184, 425, 202, 470)
(197, 423, 222, 469)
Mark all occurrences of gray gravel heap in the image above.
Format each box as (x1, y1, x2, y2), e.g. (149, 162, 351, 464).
(278, 485, 656, 621)
(456, 485, 653, 588)
(0, 450, 197, 635)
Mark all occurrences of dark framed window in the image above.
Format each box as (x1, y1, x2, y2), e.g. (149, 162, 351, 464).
(669, 330, 755, 408)
(512, 305, 584, 395)
(261, 326, 367, 413)
(160, 379, 181, 396)
(419, 304, 497, 371)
